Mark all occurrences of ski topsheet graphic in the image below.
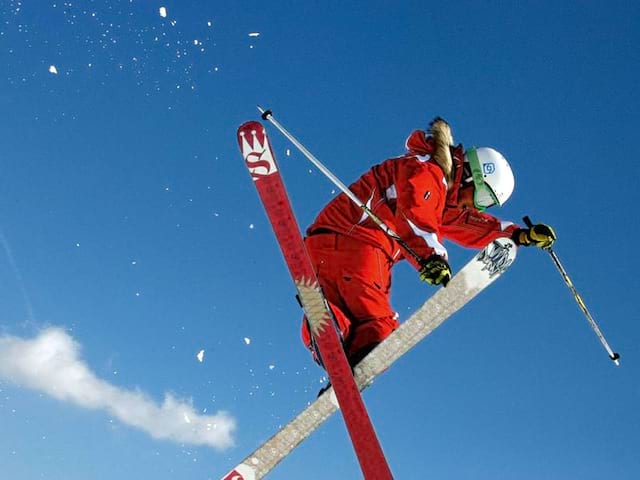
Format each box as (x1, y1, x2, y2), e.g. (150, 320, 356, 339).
(232, 121, 393, 480)
(224, 120, 518, 480)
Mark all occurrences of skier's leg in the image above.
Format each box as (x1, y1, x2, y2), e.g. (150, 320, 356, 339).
(300, 233, 354, 365)
(303, 232, 399, 366)
(301, 301, 352, 367)
(326, 237, 399, 364)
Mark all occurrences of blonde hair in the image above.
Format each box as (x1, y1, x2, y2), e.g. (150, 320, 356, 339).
(429, 117, 454, 187)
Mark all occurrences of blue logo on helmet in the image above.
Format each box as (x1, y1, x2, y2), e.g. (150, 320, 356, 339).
(483, 163, 495, 174)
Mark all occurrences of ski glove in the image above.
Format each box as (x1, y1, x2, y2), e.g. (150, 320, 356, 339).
(513, 223, 557, 249)
(419, 255, 452, 287)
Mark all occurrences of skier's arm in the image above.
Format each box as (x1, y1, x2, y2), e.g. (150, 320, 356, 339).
(440, 206, 519, 249)
(394, 159, 449, 259)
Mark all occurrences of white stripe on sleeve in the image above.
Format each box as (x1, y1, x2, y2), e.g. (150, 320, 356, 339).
(500, 221, 514, 231)
(406, 219, 448, 259)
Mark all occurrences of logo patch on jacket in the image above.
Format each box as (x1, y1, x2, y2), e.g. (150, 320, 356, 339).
(424, 191, 431, 201)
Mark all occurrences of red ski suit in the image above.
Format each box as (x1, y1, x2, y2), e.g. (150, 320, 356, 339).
(302, 129, 519, 364)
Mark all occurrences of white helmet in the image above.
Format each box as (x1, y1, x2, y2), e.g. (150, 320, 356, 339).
(463, 147, 515, 209)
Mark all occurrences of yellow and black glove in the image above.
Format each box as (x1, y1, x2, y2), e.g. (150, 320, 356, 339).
(514, 223, 557, 249)
(419, 255, 452, 286)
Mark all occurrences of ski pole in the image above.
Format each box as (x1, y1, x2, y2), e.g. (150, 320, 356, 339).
(523, 216, 620, 366)
(258, 106, 426, 269)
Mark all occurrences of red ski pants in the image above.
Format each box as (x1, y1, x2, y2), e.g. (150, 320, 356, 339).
(301, 232, 399, 363)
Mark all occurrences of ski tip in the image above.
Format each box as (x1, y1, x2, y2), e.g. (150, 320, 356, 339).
(256, 105, 265, 114)
(237, 120, 263, 134)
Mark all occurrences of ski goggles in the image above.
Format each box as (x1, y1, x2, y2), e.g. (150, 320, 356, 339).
(465, 147, 499, 211)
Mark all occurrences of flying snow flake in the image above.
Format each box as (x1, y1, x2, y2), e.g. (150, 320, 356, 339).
(286, 149, 291, 156)
(268, 365, 275, 370)
(197, 350, 205, 363)
(249, 32, 260, 37)
(159, 7, 167, 18)
(243, 337, 251, 345)
(207, 21, 213, 27)
(249, 224, 254, 229)
(183, 413, 191, 424)
(48, 65, 58, 75)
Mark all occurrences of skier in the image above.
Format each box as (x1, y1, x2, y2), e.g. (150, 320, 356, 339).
(301, 117, 556, 367)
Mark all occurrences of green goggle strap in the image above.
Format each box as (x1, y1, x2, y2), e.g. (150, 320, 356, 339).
(465, 147, 498, 211)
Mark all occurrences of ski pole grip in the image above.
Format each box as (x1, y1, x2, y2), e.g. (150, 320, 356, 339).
(522, 216, 533, 228)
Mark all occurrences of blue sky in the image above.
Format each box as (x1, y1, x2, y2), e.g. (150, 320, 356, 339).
(1, 1, 639, 479)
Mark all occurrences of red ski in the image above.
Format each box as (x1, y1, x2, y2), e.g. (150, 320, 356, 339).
(233, 121, 393, 479)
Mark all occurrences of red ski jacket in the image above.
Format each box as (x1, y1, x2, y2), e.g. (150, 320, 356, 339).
(306, 129, 519, 263)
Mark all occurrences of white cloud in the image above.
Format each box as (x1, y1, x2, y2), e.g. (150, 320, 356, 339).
(0, 328, 235, 450)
